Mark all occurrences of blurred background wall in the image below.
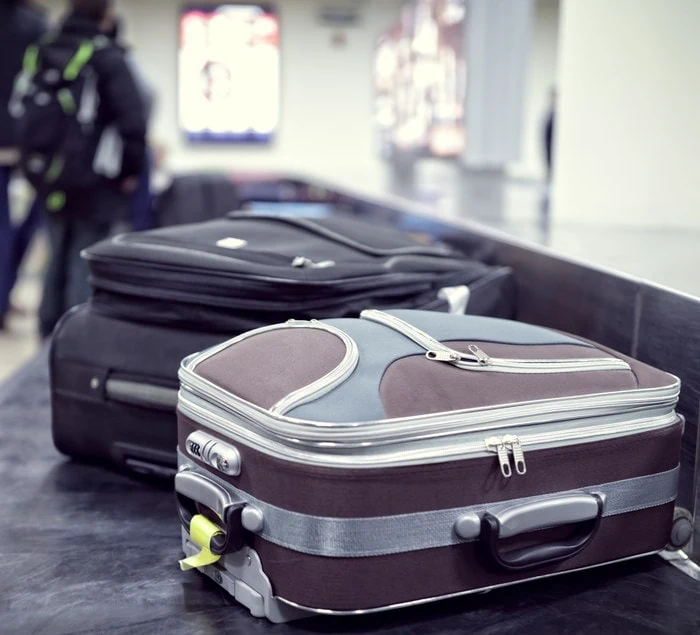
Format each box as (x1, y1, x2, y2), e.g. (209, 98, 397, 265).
(506, 0, 559, 181)
(44, 0, 700, 226)
(50, 0, 405, 182)
(553, 0, 700, 228)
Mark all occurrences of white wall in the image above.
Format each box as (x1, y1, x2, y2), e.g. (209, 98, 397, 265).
(48, 0, 402, 180)
(553, 0, 700, 227)
(506, 0, 559, 180)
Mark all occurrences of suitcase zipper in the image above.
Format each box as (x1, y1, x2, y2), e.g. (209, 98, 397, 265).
(180, 363, 678, 445)
(178, 393, 679, 469)
(360, 310, 631, 373)
(486, 435, 527, 477)
(484, 413, 685, 479)
(485, 437, 513, 477)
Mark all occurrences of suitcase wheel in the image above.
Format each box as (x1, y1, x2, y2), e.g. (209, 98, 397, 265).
(668, 507, 694, 550)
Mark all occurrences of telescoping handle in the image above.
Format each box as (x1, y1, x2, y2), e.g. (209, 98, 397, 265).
(480, 493, 604, 571)
(175, 470, 247, 555)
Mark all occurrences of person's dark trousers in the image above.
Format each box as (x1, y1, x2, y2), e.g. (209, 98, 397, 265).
(8, 197, 43, 303)
(0, 165, 12, 322)
(0, 166, 44, 324)
(38, 213, 111, 338)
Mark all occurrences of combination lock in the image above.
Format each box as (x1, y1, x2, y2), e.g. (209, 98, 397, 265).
(186, 431, 241, 476)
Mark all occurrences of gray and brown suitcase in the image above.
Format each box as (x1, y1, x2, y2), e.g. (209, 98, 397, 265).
(174, 309, 682, 622)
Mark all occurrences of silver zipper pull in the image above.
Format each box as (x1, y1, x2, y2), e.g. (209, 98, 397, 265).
(291, 256, 336, 269)
(503, 435, 527, 475)
(292, 256, 313, 268)
(485, 436, 512, 478)
(467, 344, 491, 366)
(426, 346, 492, 366)
(426, 350, 461, 362)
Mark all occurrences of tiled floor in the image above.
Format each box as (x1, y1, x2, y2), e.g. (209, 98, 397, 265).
(1, 163, 699, 382)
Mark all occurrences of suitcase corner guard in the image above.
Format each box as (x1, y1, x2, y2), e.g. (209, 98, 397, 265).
(181, 536, 313, 623)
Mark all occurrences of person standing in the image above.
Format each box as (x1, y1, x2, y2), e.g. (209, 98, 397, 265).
(0, 0, 47, 330)
(543, 87, 557, 182)
(109, 17, 157, 231)
(13, 0, 147, 337)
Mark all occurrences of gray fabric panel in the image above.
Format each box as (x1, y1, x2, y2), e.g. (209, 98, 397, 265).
(181, 460, 678, 558)
(289, 313, 595, 422)
(380, 342, 637, 419)
(595, 342, 678, 391)
(288, 319, 421, 422)
(196, 328, 346, 410)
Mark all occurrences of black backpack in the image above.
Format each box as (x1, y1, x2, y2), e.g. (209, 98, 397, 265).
(10, 35, 108, 212)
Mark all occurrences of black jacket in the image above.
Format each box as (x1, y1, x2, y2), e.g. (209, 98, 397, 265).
(0, 3, 47, 149)
(48, 14, 147, 179)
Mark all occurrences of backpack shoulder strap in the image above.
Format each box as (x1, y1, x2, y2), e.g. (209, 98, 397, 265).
(22, 44, 40, 75)
(22, 32, 58, 76)
(63, 39, 96, 81)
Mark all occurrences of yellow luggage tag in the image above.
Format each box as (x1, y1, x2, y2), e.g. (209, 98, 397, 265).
(179, 514, 224, 571)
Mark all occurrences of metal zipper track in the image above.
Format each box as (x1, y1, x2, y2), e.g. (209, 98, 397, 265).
(88, 238, 407, 289)
(178, 394, 679, 468)
(360, 309, 631, 373)
(180, 352, 678, 445)
(180, 318, 678, 449)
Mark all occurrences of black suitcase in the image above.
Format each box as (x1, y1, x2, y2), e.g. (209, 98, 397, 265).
(50, 304, 228, 476)
(155, 173, 241, 227)
(83, 213, 516, 333)
(154, 172, 343, 228)
(52, 214, 515, 475)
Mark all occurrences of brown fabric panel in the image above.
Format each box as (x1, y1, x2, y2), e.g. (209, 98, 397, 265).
(551, 333, 677, 391)
(253, 503, 674, 611)
(380, 341, 638, 419)
(178, 415, 681, 517)
(194, 328, 346, 409)
(594, 343, 678, 390)
(445, 341, 619, 360)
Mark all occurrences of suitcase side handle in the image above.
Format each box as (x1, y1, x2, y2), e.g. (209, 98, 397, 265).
(480, 493, 604, 571)
(175, 470, 246, 555)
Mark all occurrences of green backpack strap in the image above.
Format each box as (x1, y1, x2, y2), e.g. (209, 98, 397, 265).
(62, 34, 111, 82)
(22, 44, 40, 75)
(22, 32, 57, 76)
(63, 40, 95, 81)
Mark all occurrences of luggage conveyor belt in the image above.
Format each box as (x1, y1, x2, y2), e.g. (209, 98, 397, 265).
(1, 171, 699, 632)
(0, 350, 698, 634)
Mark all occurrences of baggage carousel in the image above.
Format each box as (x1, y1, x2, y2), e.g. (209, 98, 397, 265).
(2, 178, 699, 632)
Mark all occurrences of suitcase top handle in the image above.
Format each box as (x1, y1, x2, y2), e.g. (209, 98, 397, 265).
(479, 493, 604, 571)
